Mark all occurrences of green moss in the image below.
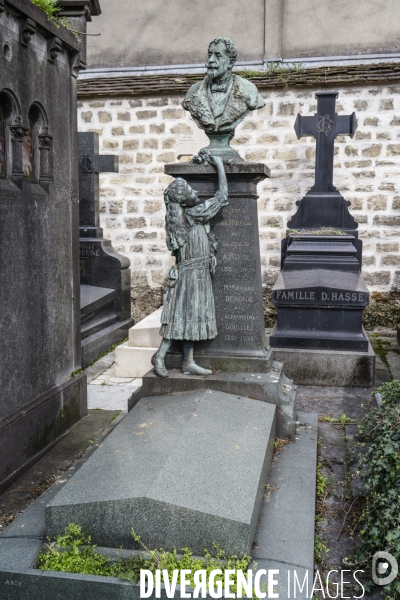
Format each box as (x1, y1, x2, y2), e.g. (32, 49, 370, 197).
(39, 524, 254, 592)
(87, 338, 128, 367)
(362, 289, 400, 330)
(30, 0, 59, 18)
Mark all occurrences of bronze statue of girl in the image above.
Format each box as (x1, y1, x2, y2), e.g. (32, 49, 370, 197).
(152, 155, 228, 377)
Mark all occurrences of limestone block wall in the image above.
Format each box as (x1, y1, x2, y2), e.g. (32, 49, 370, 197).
(78, 84, 400, 320)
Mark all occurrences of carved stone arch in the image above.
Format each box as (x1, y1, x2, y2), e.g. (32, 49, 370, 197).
(27, 102, 52, 182)
(0, 88, 21, 178)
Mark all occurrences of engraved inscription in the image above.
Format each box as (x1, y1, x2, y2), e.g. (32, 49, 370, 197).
(274, 290, 366, 303)
(80, 243, 100, 258)
(219, 265, 256, 275)
(224, 314, 257, 321)
(223, 284, 255, 292)
(223, 241, 250, 248)
(222, 253, 255, 261)
(219, 219, 252, 227)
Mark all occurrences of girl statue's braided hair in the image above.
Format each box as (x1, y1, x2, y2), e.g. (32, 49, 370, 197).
(164, 178, 189, 252)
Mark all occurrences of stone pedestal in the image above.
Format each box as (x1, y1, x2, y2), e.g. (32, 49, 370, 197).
(270, 234, 370, 353)
(164, 161, 270, 369)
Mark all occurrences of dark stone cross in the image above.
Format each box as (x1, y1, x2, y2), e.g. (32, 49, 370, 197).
(294, 91, 357, 194)
(78, 132, 133, 367)
(79, 132, 118, 233)
(288, 91, 358, 230)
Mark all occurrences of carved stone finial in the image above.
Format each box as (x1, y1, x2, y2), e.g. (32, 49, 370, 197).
(20, 18, 36, 46)
(10, 125, 29, 141)
(48, 37, 62, 62)
(71, 52, 86, 78)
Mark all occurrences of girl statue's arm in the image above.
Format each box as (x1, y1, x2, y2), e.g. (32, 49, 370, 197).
(210, 155, 228, 198)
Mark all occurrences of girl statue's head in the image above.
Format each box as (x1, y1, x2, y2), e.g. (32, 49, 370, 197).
(164, 178, 191, 252)
(164, 177, 198, 208)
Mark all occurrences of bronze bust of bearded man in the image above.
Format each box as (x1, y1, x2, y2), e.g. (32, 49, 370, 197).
(182, 37, 265, 146)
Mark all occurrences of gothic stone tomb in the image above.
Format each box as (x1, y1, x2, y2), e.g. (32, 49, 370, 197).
(270, 92, 374, 386)
(0, 0, 101, 492)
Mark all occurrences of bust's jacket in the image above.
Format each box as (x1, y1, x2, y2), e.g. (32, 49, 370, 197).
(182, 74, 265, 133)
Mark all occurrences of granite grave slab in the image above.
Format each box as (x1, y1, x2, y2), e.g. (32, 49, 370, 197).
(45, 389, 276, 555)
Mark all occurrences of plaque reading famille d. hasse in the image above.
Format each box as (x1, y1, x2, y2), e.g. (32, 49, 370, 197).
(273, 289, 368, 305)
(272, 270, 369, 308)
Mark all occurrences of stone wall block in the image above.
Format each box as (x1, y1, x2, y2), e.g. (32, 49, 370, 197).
(157, 152, 175, 163)
(381, 255, 400, 266)
(147, 98, 168, 107)
(98, 111, 112, 123)
(127, 201, 139, 213)
(387, 144, 400, 156)
(150, 124, 165, 133)
(362, 271, 391, 286)
(364, 117, 379, 126)
(170, 123, 192, 134)
(162, 108, 185, 119)
(111, 127, 125, 136)
(123, 140, 139, 150)
(144, 200, 163, 213)
(136, 110, 157, 120)
(377, 243, 399, 252)
(81, 111, 92, 123)
(129, 125, 146, 134)
(144, 138, 159, 149)
(137, 153, 153, 164)
(380, 99, 394, 110)
(103, 140, 119, 149)
(361, 144, 381, 157)
(125, 217, 147, 229)
(117, 112, 131, 121)
(373, 215, 400, 226)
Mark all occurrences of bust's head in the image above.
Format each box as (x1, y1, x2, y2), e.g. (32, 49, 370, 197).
(206, 37, 237, 81)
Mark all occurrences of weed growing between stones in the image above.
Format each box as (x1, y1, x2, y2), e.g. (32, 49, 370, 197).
(29, 0, 84, 38)
(344, 380, 400, 599)
(363, 288, 400, 330)
(38, 523, 257, 593)
(30, 0, 59, 19)
(315, 439, 331, 567)
(288, 227, 347, 236)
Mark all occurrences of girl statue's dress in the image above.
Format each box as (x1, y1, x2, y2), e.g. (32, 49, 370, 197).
(152, 156, 228, 378)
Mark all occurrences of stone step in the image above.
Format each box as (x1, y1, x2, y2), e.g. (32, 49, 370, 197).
(128, 307, 163, 347)
(128, 366, 296, 439)
(45, 389, 276, 555)
(80, 284, 118, 339)
(115, 343, 157, 378)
